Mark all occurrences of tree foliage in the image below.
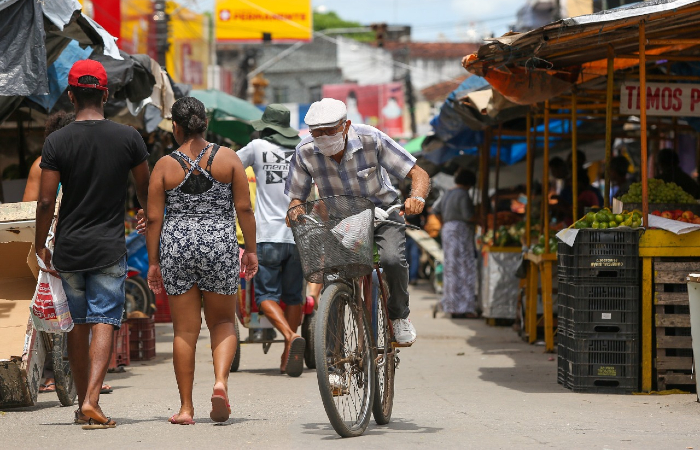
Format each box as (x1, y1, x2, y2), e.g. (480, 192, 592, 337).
(313, 11, 375, 42)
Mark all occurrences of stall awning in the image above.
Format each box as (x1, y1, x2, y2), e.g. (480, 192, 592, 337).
(463, 0, 700, 104)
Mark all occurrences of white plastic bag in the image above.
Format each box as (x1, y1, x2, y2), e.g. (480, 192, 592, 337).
(30, 257, 73, 333)
(331, 209, 373, 252)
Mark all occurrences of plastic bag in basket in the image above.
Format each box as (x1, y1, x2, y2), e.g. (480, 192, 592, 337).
(30, 257, 73, 333)
(330, 209, 373, 253)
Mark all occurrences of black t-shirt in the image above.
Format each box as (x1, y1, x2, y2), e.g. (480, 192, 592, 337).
(40, 120, 149, 272)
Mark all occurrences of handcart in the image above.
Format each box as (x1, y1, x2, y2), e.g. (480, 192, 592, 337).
(231, 249, 316, 372)
(0, 202, 76, 407)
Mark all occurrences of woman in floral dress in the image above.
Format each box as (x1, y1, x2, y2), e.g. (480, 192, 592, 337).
(146, 97, 258, 424)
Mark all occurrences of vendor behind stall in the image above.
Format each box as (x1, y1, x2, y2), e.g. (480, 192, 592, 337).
(657, 148, 700, 199)
(550, 156, 600, 225)
(610, 155, 631, 203)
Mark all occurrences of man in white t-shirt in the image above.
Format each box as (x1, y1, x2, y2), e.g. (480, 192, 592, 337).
(237, 104, 306, 378)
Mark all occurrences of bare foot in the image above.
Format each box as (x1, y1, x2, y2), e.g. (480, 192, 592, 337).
(169, 407, 195, 425)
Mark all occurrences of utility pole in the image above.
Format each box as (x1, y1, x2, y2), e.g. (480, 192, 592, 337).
(552, 0, 562, 21)
(154, 0, 169, 66)
(404, 72, 417, 138)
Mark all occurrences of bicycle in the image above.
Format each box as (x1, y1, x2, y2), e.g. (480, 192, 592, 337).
(287, 195, 418, 437)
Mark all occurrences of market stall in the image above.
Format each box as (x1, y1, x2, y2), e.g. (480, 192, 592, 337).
(462, 0, 700, 392)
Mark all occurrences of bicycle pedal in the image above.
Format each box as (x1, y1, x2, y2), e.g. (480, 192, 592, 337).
(391, 342, 413, 348)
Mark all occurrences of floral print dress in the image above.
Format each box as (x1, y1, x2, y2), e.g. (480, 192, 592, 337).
(160, 144, 240, 296)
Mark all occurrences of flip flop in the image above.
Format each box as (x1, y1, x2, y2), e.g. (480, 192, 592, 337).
(39, 382, 56, 393)
(284, 336, 306, 378)
(169, 414, 195, 425)
(210, 388, 231, 423)
(73, 409, 88, 425)
(100, 384, 113, 394)
(81, 417, 116, 430)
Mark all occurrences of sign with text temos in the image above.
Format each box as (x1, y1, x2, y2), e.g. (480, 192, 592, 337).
(620, 82, 700, 117)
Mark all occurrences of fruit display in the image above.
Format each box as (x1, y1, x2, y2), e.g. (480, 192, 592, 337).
(572, 208, 642, 229)
(620, 178, 696, 204)
(480, 221, 527, 247)
(651, 209, 700, 224)
(530, 231, 557, 255)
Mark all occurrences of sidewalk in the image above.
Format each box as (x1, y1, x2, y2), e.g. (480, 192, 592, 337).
(1, 282, 699, 449)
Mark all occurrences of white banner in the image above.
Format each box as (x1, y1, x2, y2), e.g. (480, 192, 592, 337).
(620, 82, 700, 117)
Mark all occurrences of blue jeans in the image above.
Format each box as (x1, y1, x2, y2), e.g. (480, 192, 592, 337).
(254, 242, 304, 309)
(59, 255, 127, 328)
(405, 236, 421, 282)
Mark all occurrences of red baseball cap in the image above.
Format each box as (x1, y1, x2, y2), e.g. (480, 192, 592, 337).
(68, 59, 108, 91)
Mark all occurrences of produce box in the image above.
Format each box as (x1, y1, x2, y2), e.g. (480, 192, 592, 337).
(613, 200, 700, 217)
(0, 202, 46, 408)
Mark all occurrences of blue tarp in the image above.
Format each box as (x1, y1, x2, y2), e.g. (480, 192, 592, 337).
(27, 40, 92, 110)
(429, 74, 576, 166)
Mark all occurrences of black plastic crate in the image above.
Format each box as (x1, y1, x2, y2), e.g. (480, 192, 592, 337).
(557, 229, 640, 284)
(560, 332, 639, 394)
(558, 282, 640, 334)
(557, 333, 569, 385)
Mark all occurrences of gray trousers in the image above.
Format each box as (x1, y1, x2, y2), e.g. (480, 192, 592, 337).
(375, 210, 410, 320)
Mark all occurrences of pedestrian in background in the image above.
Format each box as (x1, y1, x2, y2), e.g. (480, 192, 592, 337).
(237, 104, 307, 377)
(434, 169, 478, 319)
(34, 60, 151, 429)
(146, 97, 257, 425)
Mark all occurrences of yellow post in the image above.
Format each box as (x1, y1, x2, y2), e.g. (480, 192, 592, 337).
(642, 257, 653, 392)
(543, 101, 550, 253)
(492, 125, 502, 234)
(542, 101, 554, 352)
(541, 260, 554, 352)
(571, 90, 578, 219)
(524, 112, 535, 342)
(604, 44, 615, 208)
(640, 20, 652, 392)
(526, 111, 532, 249)
(640, 21, 649, 229)
(527, 262, 539, 344)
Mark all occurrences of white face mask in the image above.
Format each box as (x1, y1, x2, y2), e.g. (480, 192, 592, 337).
(314, 132, 345, 156)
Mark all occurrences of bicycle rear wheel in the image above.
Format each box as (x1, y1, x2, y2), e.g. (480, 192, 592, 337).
(372, 277, 395, 425)
(52, 333, 77, 406)
(314, 282, 374, 438)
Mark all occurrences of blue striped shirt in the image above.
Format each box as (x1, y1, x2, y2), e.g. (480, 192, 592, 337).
(284, 124, 416, 207)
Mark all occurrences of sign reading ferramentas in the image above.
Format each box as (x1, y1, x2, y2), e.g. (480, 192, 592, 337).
(620, 82, 700, 117)
(215, 0, 312, 43)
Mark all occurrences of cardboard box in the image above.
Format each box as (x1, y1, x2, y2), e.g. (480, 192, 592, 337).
(0, 201, 46, 407)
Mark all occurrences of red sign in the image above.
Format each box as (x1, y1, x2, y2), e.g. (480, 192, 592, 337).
(620, 82, 700, 117)
(322, 83, 405, 137)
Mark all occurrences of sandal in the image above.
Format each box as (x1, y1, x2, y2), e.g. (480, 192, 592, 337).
(284, 336, 305, 378)
(81, 417, 116, 430)
(39, 382, 56, 393)
(210, 388, 231, 423)
(100, 384, 113, 394)
(74, 409, 89, 425)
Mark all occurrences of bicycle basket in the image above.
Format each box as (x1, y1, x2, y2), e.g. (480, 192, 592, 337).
(287, 196, 376, 283)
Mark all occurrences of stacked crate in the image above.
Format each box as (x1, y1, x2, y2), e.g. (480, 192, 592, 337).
(129, 317, 156, 361)
(557, 229, 641, 393)
(108, 323, 130, 371)
(653, 259, 700, 391)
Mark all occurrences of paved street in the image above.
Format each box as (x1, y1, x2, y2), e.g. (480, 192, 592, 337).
(3, 283, 700, 449)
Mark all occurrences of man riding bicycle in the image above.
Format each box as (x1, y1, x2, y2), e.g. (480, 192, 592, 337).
(285, 98, 430, 346)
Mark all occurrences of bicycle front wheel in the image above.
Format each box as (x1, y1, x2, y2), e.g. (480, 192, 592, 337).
(314, 282, 375, 438)
(372, 279, 395, 425)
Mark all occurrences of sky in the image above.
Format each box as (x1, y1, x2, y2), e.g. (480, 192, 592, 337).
(312, 0, 523, 41)
(191, 0, 525, 42)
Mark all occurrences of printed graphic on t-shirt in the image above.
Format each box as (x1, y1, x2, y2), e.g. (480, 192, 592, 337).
(262, 149, 295, 184)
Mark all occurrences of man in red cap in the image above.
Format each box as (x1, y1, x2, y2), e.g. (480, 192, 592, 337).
(35, 59, 151, 429)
